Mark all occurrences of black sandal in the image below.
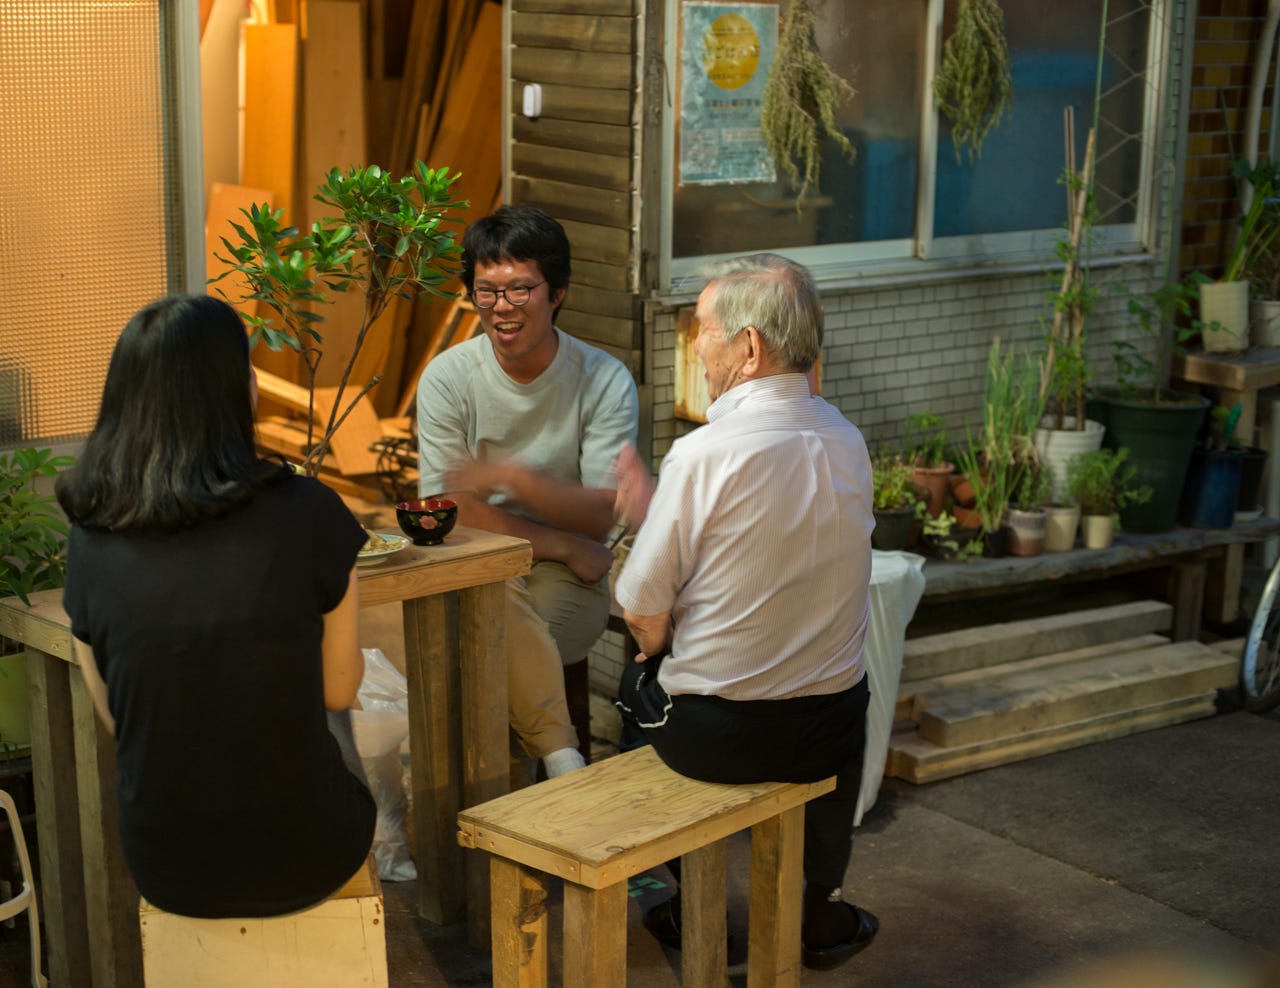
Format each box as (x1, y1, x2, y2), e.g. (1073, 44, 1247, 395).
(802, 904, 879, 971)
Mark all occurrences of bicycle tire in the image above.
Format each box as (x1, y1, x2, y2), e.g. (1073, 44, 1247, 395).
(1241, 558, 1280, 713)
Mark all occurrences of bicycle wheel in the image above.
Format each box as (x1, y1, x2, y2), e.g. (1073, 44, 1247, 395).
(1241, 559, 1280, 713)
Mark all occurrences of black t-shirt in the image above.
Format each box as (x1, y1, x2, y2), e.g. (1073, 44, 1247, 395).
(63, 474, 375, 917)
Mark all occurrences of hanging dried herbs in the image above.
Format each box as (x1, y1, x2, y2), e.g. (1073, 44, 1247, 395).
(933, 0, 1013, 164)
(760, 0, 856, 204)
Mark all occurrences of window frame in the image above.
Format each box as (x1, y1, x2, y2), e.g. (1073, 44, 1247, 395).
(659, 0, 1173, 291)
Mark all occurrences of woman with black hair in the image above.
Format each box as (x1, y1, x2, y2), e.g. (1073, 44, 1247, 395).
(56, 294, 375, 918)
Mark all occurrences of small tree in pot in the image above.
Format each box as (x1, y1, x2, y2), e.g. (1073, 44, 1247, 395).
(1065, 447, 1151, 549)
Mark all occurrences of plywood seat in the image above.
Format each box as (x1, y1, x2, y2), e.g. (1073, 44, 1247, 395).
(138, 856, 387, 987)
(457, 744, 835, 987)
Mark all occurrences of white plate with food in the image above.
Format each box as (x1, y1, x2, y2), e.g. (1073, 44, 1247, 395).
(357, 531, 410, 566)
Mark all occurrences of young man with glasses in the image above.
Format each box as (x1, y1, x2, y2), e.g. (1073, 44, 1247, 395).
(416, 205, 639, 779)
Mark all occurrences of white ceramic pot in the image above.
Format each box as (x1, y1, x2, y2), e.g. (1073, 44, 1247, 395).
(1043, 504, 1081, 552)
(1252, 298, 1280, 348)
(1200, 280, 1250, 352)
(1034, 417, 1105, 503)
(1080, 513, 1115, 550)
(1006, 507, 1047, 556)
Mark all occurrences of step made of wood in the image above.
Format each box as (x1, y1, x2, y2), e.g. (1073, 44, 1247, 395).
(915, 640, 1236, 748)
(902, 600, 1173, 682)
(887, 692, 1218, 784)
(898, 634, 1171, 723)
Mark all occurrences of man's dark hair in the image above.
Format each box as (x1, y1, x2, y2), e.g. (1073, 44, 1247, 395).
(56, 294, 287, 532)
(461, 205, 571, 317)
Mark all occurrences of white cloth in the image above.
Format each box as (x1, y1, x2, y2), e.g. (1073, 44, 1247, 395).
(616, 374, 875, 701)
(415, 329, 638, 507)
(855, 551, 926, 825)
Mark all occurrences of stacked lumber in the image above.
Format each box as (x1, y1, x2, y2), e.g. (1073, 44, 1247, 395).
(202, 0, 499, 495)
(887, 601, 1238, 784)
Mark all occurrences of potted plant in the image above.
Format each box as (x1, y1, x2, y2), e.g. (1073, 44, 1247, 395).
(1201, 158, 1280, 353)
(1042, 488, 1081, 553)
(1239, 157, 1280, 346)
(1065, 447, 1152, 549)
(213, 162, 466, 477)
(1, 447, 74, 756)
(871, 452, 925, 551)
(1178, 403, 1245, 529)
(1092, 275, 1212, 533)
(903, 411, 953, 518)
(1006, 461, 1053, 557)
(920, 510, 982, 562)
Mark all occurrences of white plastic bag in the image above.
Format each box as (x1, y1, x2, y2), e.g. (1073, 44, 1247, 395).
(351, 648, 417, 881)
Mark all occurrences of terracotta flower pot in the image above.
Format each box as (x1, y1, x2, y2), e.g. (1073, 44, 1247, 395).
(1006, 507, 1047, 557)
(949, 472, 975, 508)
(912, 461, 954, 518)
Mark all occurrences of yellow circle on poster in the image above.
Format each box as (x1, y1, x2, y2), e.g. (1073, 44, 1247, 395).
(700, 13, 760, 91)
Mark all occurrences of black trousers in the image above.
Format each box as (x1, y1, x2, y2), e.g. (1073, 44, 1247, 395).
(617, 657, 869, 889)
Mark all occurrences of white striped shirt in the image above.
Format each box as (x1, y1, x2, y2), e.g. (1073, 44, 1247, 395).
(616, 374, 873, 701)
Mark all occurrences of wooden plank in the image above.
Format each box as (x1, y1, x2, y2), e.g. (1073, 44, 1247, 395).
(635, 0, 664, 295)
(562, 882, 628, 987)
(242, 24, 299, 224)
(1170, 346, 1280, 393)
(682, 841, 728, 988)
(556, 308, 639, 350)
(418, 1, 503, 210)
(564, 284, 637, 321)
(900, 634, 1172, 723)
(902, 601, 1174, 682)
(457, 746, 833, 889)
(415, 1, 482, 177)
(560, 218, 633, 266)
(916, 640, 1237, 748)
(1204, 542, 1244, 624)
(507, 82, 632, 126)
(513, 116, 633, 157)
(312, 387, 385, 476)
(489, 858, 549, 987)
(403, 593, 464, 924)
(26, 651, 92, 988)
(1169, 559, 1207, 641)
(512, 144, 631, 191)
(511, 175, 630, 229)
(71, 667, 143, 988)
(388, 0, 445, 177)
(510, 48, 633, 90)
(747, 808, 803, 988)
(302, 1, 369, 388)
(511, 11, 634, 54)
(888, 693, 1218, 784)
(572, 257, 631, 293)
(515, 0, 638, 14)
(357, 528, 531, 606)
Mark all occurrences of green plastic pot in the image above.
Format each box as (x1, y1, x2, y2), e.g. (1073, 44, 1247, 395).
(1087, 389, 1210, 533)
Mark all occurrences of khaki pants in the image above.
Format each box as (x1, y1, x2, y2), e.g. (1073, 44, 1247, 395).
(507, 561, 610, 758)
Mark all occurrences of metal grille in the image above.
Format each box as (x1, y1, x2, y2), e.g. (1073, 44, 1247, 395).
(0, 1, 178, 447)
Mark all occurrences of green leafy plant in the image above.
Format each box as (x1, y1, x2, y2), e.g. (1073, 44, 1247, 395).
(213, 162, 466, 476)
(1112, 274, 1206, 403)
(760, 0, 856, 207)
(1235, 157, 1280, 300)
(872, 452, 926, 513)
(1224, 158, 1280, 284)
(903, 411, 949, 468)
(1012, 460, 1053, 512)
(1065, 447, 1152, 517)
(921, 510, 983, 560)
(933, 0, 1013, 164)
(1, 448, 74, 606)
(1205, 403, 1244, 452)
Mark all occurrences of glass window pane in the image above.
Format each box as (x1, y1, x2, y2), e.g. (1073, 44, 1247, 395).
(673, 0, 924, 258)
(934, 0, 1148, 237)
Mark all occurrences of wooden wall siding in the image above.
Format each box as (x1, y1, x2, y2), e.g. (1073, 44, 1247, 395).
(506, 82, 632, 125)
(512, 145, 631, 190)
(510, 0, 643, 366)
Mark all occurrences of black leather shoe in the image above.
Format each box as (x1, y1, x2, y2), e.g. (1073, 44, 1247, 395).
(641, 895, 734, 953)
(802, 905, 879, 971)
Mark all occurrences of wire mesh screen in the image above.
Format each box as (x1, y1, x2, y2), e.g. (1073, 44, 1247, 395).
(0, 1, 179, 447)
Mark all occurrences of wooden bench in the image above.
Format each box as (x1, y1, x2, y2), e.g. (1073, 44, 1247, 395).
(457, 745, 835, 987)
(138, 857, 388, 987)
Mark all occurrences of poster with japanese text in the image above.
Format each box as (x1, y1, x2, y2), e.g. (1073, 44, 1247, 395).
(680, 2, 777, 185)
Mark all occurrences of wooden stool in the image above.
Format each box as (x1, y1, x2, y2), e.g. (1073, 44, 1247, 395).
(457, 745, 835, 987)
(138, 857, 388, 987)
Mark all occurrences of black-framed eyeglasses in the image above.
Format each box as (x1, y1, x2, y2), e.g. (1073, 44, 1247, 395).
(470, 281, 546, 309)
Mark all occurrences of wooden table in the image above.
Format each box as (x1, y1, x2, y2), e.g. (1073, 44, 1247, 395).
(0, 526, 530, 988)
(1170, 345, 1280, 444)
